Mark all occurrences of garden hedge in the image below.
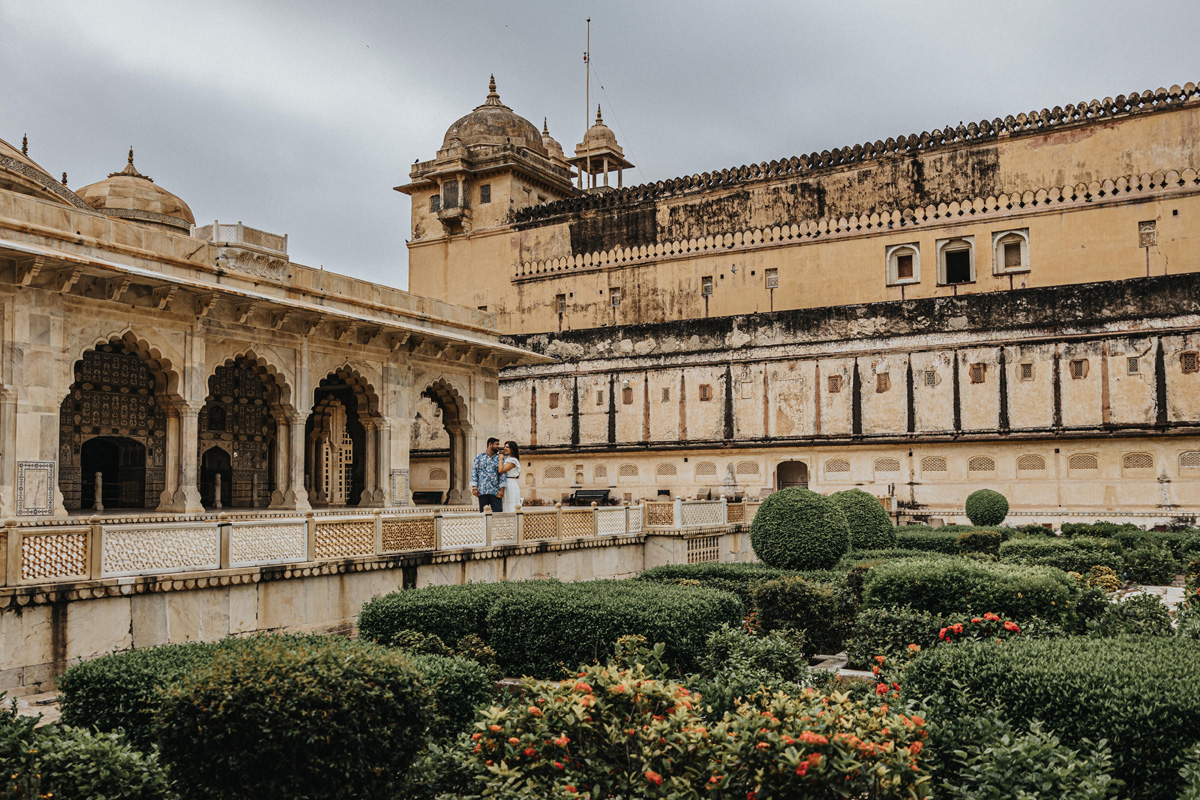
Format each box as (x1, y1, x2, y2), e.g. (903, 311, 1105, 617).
(835, 548, 957, 570)
(904, 636, 1200, 800)
(749, 487, 850, 570)
(861, 558, 1076, 622)
(483, 580, 743, 676)
(358, 580, 521, 649)
(894, 530, 962, 554)
(637, 562, 842, 608)
(155, 635, 429, 800)
(752, 576, 857, 656)
(830, 488, 896, 550)
(964, 489, 1009, 526)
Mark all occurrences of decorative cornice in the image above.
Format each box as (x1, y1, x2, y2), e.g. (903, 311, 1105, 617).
(0, 155, 93, 210)
(94, 206, 192, 230)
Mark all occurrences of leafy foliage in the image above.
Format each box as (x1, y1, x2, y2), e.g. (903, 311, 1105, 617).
(358, 581, 522, 651)
(749, 486, 850, 570)
(637, 562, 842, 610)
(1124, 546, 1180, 585)
(1089, 593, 1174, 637)
(1179, 742, 1200, 800)
(830, 487, 896, 550)
(955, 530, 1002, 556)
(964, 489, 1009, 526)
(895, 530, 962, 554)
(752, 575, 857, 656)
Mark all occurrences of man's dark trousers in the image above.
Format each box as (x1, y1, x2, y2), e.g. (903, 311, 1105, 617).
(478, 494, 503, 512)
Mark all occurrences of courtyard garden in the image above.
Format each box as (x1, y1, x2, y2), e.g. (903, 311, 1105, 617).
(6, 486, 1200, 799)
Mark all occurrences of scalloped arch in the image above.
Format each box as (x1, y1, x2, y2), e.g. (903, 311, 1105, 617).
(74, 328, 183, 400)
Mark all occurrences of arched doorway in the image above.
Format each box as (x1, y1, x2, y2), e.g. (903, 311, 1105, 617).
(777, 461, 809, 490)
(306, 367, 379, 507)
(80, 437, 146, 509)
(199, 447, 233, 508)
(199, 357, 278, 509)
(419, 379, 470, 505)
(59, 341, 168, 511)
(410, 393, 450, 504)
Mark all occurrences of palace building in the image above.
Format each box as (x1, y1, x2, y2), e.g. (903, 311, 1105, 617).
(0, 136, 541, 519)
(403, 79, 1200, 524)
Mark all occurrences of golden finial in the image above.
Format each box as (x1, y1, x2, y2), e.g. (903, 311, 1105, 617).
(21, 135, 27, 155)
(61, 172, 68, 187)
(595, 105, 603, 125)
(128, 146, 134, 166)
(543, 117, 549, 135)
(483, 74, 503, 106)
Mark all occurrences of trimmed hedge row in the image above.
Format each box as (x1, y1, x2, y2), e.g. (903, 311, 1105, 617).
(861, 558, 1077, 622)
(904, 636, 1200, 800)
(835, 548, 957, 570)
(637, 562, 842, 608)
(360, 579, 744, 677)
(752, 576, 857, 656)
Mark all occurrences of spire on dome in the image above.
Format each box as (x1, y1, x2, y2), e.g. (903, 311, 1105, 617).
(484, 74, 503, 106)
(543, 117, 549, 135)
(595, 105, 603, 125)
(110, 146, 152, 181)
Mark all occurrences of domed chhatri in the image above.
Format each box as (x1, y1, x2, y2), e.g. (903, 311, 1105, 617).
(440, 75, 547, 156)
(76, 147, 195, 233)
(570, 105, 634, 191)
(541, 118, 568, 166)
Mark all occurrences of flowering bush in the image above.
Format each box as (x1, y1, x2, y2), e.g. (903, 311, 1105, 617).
(453, 661, 930, 798)
(1084, 565, 1123, 593)
(937, 613, 1021, 644)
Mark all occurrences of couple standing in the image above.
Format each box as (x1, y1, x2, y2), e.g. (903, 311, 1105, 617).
(470, 437, 522, 512)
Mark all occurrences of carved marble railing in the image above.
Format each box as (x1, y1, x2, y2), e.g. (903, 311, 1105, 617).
(194, 221, 288, 255)
(4, 501, 750, 585)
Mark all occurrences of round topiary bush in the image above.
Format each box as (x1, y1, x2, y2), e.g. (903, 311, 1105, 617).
(831, 488, 896, 550)
(749, 487, 850, 570)
(965, 488, 1009, 526)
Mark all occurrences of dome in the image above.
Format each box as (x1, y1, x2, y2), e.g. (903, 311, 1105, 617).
(577, 106, 624, 158)
(541, 118, 567, 163)
(441, 76, 547, 156)
(0, 134, 82, 207)
(76, 148, 195, 233)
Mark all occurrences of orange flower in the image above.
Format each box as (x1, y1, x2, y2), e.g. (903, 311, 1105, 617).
(910, 715, 926, 726)
(528, 706, 542, 716)
(489, 724, 502, 732)
(508, 737, 520, 745)
(555, 736, 571, 746)
(909, 740, 923, 755)
(524, 747, 536, 757)
(471, 732, 482, 741)
(574, 682, 594, 693)
(609, 684, 627, 693)
(646, 771, 664, 786)
(795, 762, 809, 777)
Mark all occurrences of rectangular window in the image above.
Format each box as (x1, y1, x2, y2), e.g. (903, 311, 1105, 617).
(442, 182, 459, 208)
(827, 375, 842, 393)
(555, 294, 567, 314)
(970, 363, 986, 384)
(876, 373, 891, 393)
(1139, 220, 1157, 247)
(1069, 359, 1089, 380)
(596, 391, 604, 406)
(477, 305, 488, 312)
(549, 392, 560, 409)
(945, 249, 973, 284)
(701, 276, 714, 296)
(1183, 352, 1199, 374)
(622, 386, 634, 405)
(1020, 363, 1034, 381)
(699, 384, 713, 401)
(610, 287, 622, 306)
(479, 184, 491, 204)
(1004, 242, 1022, 268)
(896, 253, 914, 279)
(765, 268, 779, 289)
(925, 370, 937, 387)
(1128, 357, 1140, 374)
(429, 194, 441, 212)
(502, 396, 511, 411)
(662, 387, 670, 402)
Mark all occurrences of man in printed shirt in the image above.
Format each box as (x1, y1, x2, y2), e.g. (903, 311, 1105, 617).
(470, 437, 504, 512)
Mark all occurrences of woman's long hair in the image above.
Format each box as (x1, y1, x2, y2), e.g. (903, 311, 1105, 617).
(505, 440, 521, 460)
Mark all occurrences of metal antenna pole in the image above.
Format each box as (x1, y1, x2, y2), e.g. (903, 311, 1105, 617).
(586, 17, 591, 189)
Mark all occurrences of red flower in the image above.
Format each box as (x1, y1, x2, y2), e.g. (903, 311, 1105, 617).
(489, 724, 502, 732)
(610, 684, 627, 694)
(909, 740, 923, 755)
(528, 706, 542, 716)
(565, 786, 577, 794)
(983, 612, 1000, 621)
(508, 737, 520, 745)
(795, 762, 809, 777)
(938, 628, 948, 640)
(554, 761, 564, 770)
(876, 683, 889, 695)
(872, 665, 881, 675)
(646, 770, 664, 786)
(471, 732, 482, 741)
(555, 736, 571, 746)
(910, 715, 926, 726)
(875, 655, 887, 664)
(971, 617, 982, 623)
(951, 623, 964, 634)
(709, 775, 722, 785)
(1003, 621, 1020, 633)
(524, 747, 536, 757)
(574, 682, 594, 693)
(799, 731, 828, 745)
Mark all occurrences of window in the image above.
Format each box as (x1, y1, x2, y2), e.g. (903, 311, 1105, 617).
(925, 370, 937, 387)
(479, 184, 491, 204)
(207, 406, 226, 431)
(824, 458, 850, 474)
(1139, 220, 1157, 247)
(1017, 454, 1046, 472)
(827, 375, 842, 393)
(555, 294, 567, 313)
(545, 465, 566, 480)
(1128, 357, 1140, 374)
(765, 268, 779, 289)
(610, 287, 622, 307)
(429, 468, 448, 481)
(1123, 453, 1154, 471)
(1069, 359, 1089, 380)
(594, 465, 608, 481)
(1020, 363, 1034, 381)
(619, 464, 639, 479)
(1068, 453, 1099, 472)
(968, 455, 996, 473)
(429, 194, 441, 212)
(695, 462, 718, 478)
(656, 463, 677, 477)
(992, 229, 1030, 273)
(921, 456, 947, 473)
(699, 384, 713, 401)
(502, 396, 511, 411)
(701, 276, 714, 296)
(876, 372, 891, 393)
(937, 237, 975, 285)
(1180, 452, 1200, 470)
(1183, 351, 1199, 374)
(886, 244, 920, 285)
(874, 457, 900, 473)
(661, 387, 670, 402)
(969, 363, 986, 384)
(548, 392, 560, 409)
(596, 391, 604, 406)
(622, 386, 634, 405)
(735, 461, 760, 476)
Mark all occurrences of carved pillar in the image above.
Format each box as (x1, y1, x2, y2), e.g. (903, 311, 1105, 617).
(287, 412, 311, 510)
(359, 420, 377, 507)
(0, 388, 16, 517)
(158, 405, 180, 508)
(269, 414, 289, 508)
(446, 423, 465, 504)
(375, 420, 391, 505)
(167, 403, 204, 513)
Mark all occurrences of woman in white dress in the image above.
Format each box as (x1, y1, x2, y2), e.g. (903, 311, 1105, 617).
(498, 440, 522, 512)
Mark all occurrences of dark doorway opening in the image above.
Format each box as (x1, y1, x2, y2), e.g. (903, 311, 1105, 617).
(777, 461, 809, 490)
(80, 437, 147, 509)
(944, 249, 972, 284)
(200, 447, 233, 508)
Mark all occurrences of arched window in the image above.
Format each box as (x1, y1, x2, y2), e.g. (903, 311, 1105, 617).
(1122, 453, 1154, 472)
(885, 243, 920, 285)
(824, 458, 850, 475)
(544, 465, 566, 480)
(619, 464, 639, 480)
(1068, 454, 1099, 474)
(921, 456, 947, 473)
(1180, 451, 1200, 470)
(593, 465, 608, 481)
(874, 457, 901, 474)
(656, 463, 677, 477)
(429, 468, 448, 482)
(735, 461, 760, 476)
(937, 236, 975, 285)
(694, 462, 717, 478)
(207, 406, 226, 431)
(968, 456, 995, 473)
(1016, 454, 1046, 473)
(993, 229, 1030, 274)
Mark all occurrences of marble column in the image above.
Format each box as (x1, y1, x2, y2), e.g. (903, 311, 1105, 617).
(158, 406, 180, 509)
(359, 420, 377, 507)
(287, 411, 311, 510)
(269, 414, 289, 508)
(172, 404, 204, 512)
(375, 420, 391, 505)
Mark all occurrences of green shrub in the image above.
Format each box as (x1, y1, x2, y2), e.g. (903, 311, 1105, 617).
(749, 487, 850, 570)
(1, 694, 39, 800)
(965, 489, 1009, 526)
(752, 576, 856, 656)
(1125, 546, 1180, 584)
(895, 529, 962, 554)
(846, 606, 948, 669)
(835, 548, 956, 570)
(956, 530, 1001, 556)
(1090, 593, 1174, 637)
(406, 653, 495, 740)
(1178, 602, 1200, 640)
(1014, 523, 1055, 536)
(1061, 521, 1140, 538)
(862, 558, 1076, 622)
(58, 639, 226, 750)
(692, 624, 812, 717)
(1000, 536, 1120, 559)
(830, 488, 896, 550)
(904, 636, 1200, 800)
(1085, 565, 1123, 592)
(637, 562, 841, 609)
(484, 580, 743, 677)
(156, 635, 429, 800)
(32, 725, 174, 800)
(358, 581, 522, 650)
(1180, 742, 1200, 800)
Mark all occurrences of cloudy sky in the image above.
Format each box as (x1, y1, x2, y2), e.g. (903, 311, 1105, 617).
(4, 1, 1199, 289)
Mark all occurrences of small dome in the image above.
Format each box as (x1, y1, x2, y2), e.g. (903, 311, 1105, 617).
(76, 148, 195, 233)
(578, 106, 624, 157)
(0, 135, 79, 207)
(442, 75, 547, 156)
(541, 118, 566, 162)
